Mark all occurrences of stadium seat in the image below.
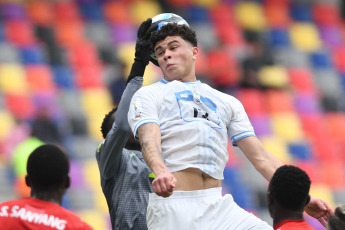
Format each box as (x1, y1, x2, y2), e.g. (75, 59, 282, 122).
(300, 114, 325, 140)
(248, 114, 271, 137)
(27, 0, 54, 26)
(84, 22, 112, 47)
(271, 113, 303, 142)
(185, 5, 210, 23)
(312, 2, 341, 26)
(0, 42, 20, 63)
(289, 23, 321, 52)
(318, 26, 343, 49)
(207, 49, 240, 87)
(294, 92, 320, 115)
(332, 46, 345, 73)
(0, 64, 28, 94)
(20, 45, 45, 64)
(213, 21, 244, 48)
(77, 210, 110, 230)
(4, 93, 35, 120)
(74, 66, 104, 89)
(309, 50, 333, 69)
(129, 0, 162, 26)
(309, 183, 336, 208)
(4, 20, 36, 46)
(264, 1, 290, 28)
(102, 1, 131, 24)
(234, 1, 266, 31)
(324, 113, 345, 142)
(51, 65, 75, 89)
(287, 141, 312, 161)
(55, 21, 86, 47)
(258, 65, 289, 88)
(313, 69, 342, 99)
(265, 90, 294, 114)
(321, 160, 345, 189)
(25, 64, 55, 93)
(54, 1, 80, 22)
(109, 23, 136, 44)
(69, 160, 85, 188)
(78, 1, 104, 21)
(268, 28, 290, 47)
(260, 136, 291, 164)
(273, 47, 310, 68)
(289, 2, 312, 22)
(288, 67, 316, 93)
(0, 110, 15, 143)
(1, 2, 26, 20)
(67, 41, 100, 68)
(236, 89, 267, 116)
(192, 0, 220, 8)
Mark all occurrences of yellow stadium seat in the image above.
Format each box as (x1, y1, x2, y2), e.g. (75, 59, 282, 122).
(260, 136, 291, 164)
(258, 66, 289, 88)
(309, 183, 336, 208)
(191, 0, 220, 8)
(83, 159, 101, 189)
(271, 113, 304, 141)
(129, 0, 162, 26)
(94, 190, 109, 213)
(0, 64, 28, 94)
(289, 23, 321, 52)
(81, 88, 113, 113)
(0, 110, 15, 141)
(76, 210, 110, 230)
(234, 1, 266, 31)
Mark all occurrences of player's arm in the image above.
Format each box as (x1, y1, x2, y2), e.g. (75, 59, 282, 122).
(137, 123, 176, 197)
(236, 136, 283, 181)
(97, 18, 157, 178)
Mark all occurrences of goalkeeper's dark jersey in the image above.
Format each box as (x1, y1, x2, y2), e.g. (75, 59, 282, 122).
(96, 77, 154, 230)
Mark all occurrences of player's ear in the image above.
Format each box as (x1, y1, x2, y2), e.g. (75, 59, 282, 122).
(192, 46, 199, 60)
(25, 175, 31, 187)
(65, 175, 70, 189)
(305, 195, 311, 206)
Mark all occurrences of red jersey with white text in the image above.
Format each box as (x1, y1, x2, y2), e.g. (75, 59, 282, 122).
(274, 219, 315, 230)
(0, 198, 93, 230)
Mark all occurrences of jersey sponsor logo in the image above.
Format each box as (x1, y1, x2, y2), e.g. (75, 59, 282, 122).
(0, 205, 67, 230)
(175, 90, 221, 127)
(132, 99, 142, 119)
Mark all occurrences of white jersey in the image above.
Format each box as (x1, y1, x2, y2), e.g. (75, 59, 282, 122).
(128, 79, 255, 180)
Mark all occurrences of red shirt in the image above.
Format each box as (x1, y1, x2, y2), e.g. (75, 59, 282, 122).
(274, 219, 315, 230)
(0, 198, 93, 230)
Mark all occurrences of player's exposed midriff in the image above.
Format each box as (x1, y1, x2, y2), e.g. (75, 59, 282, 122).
(172, 167, 221, 191)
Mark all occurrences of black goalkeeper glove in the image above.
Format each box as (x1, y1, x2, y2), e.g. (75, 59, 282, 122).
(127, 18, 158, 84)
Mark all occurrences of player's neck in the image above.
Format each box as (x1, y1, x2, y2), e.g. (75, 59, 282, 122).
(273, 208, 304, 226)
(31, 189, 64, 205)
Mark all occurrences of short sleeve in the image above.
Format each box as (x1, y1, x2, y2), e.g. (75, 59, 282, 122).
(227, 97, 255, 145)
(128, 86, 160, 139)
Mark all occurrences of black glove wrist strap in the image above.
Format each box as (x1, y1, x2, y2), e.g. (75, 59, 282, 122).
(127, 60, 146, 84)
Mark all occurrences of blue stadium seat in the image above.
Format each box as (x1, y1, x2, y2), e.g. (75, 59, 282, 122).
(51, 65, 75, 89)
(268, 28, 290, 47)
(309, 51, 333, 69)
(290, 2, 312, 22)
(20, 45, 45, 64)
(288, 141, 312, 160)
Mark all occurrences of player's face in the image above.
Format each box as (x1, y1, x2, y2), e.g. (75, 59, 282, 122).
(154, 36, 198, 82)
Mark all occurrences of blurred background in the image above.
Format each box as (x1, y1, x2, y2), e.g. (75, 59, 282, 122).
(0, 0, 344, 229)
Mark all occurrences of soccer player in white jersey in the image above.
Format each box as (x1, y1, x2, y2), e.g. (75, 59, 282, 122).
(128, 22, 333, 229)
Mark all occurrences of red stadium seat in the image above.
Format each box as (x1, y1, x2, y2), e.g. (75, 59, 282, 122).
(264, 1, 291, 28)
(207, 49, 240, 87)
(5, 93, 35, 119)
(54, 1, 80, 22)
(288, 67, 316, 93)
(74, 65, 104, 89)
(332, 46, 345, 73)
(27, 0, 55, 26)
(324, 113, 345, 143)
(265, 90, 294, 114)
(102, 1, 131, 24)
(313, 2, 341, 26)
(321, 160, 345, 189)
(25, 64, 55, 93)
(67, 41, 100, 68)
(5, 20, 36, 46)
(55, 21, 86, 47)
(295, 160, 323, 184)
(236, 89, 266, 115)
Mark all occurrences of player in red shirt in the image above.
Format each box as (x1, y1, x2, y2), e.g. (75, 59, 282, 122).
(267, 165, 318, 230)
(0, 144, 93, 230)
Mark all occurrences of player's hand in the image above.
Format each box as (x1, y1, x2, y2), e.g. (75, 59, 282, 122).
(135, 18, 158, 66)
(152, 171, 176, 198)
(305, 196, 334, 227)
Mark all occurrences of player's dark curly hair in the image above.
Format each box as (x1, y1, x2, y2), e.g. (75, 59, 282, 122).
(150, 23, 198, 50)
(101, 107, 118, 139)
(270, 165, 311, 210)
(328, 205, 345, 230)
(27, 144, 69, 191)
